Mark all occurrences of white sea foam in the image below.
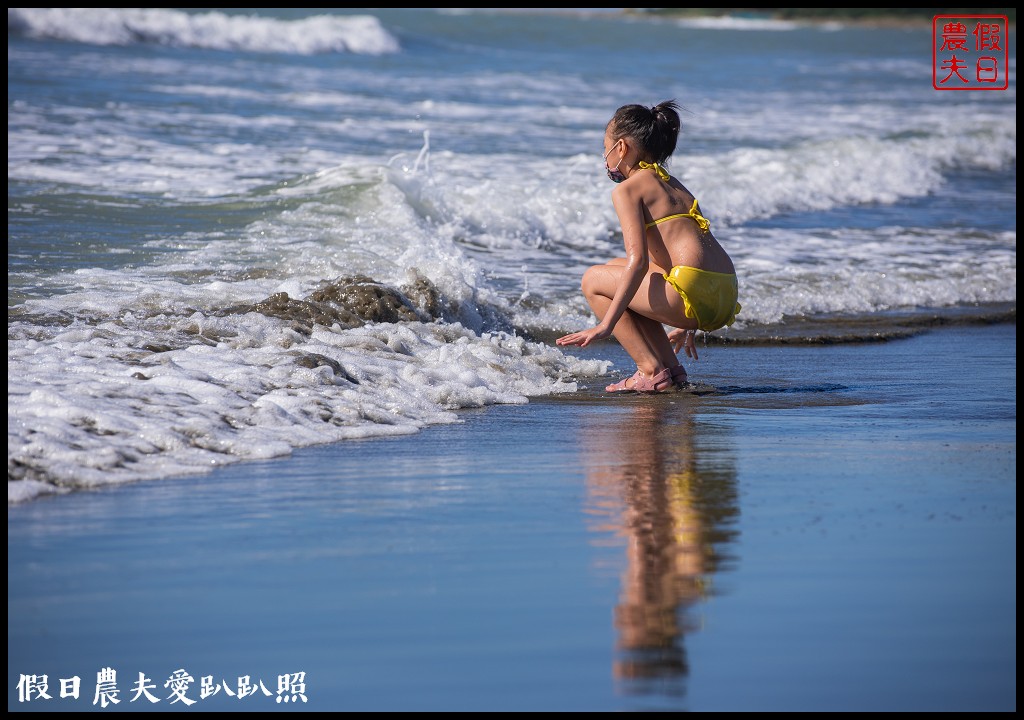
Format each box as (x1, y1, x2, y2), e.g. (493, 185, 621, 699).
(671, 15, 802, 31)
(7, 8, 400, 55)
(9, 85, 1013, 214)
(690, 124, 1016, 226)
(9, 313, 611, 503)
(731, 227, 1017, 325)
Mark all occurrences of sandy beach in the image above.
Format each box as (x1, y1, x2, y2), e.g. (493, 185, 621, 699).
(8, 321, 1016, 711)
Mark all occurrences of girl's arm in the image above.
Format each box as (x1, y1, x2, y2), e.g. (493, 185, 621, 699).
(556, 183, 648, 348)
(598, 183, 649, 330)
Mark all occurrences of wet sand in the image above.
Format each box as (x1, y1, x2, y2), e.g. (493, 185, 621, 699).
(7, 322, 1016, 711)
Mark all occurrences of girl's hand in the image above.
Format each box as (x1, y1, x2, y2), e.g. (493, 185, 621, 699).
(556, 325, 612, 348)
(668, 328, 699, 360)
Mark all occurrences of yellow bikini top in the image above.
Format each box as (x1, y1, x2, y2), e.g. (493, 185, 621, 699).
(638, 160, 711, 233)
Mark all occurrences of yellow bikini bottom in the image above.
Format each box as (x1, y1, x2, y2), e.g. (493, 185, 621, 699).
(663, 266, 741, 332)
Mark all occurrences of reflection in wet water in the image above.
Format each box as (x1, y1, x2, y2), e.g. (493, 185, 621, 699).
(580, 398, 739, 699)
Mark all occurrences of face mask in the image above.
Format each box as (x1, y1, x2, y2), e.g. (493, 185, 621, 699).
(604, 143, 627, 184)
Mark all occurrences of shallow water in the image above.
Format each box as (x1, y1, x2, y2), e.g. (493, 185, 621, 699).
(9, 323, 1015, 710)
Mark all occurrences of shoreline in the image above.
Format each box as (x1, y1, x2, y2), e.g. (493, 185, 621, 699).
(7, 316, 1016, 508)
(525, 303, 1017, 348)
(8, 316, 1017, 507)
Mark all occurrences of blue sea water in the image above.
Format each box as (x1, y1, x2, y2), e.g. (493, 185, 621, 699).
(7, 8, 1017, 502)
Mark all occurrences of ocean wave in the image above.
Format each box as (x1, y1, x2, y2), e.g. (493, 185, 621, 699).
(693, 121, 1017, 225)
(7, 8, 401, 55)
(733, 231, 1017, 326)
(8, 273, 611, 504)
(11, 135, 1014, 338)
(10, 93, 1013, 229)
(670, 15, 802, 31)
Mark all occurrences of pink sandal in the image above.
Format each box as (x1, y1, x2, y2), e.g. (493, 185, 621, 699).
(605, 371, 641, 393)
(670, 365, 688, 387)
(605, 367, 674, 394)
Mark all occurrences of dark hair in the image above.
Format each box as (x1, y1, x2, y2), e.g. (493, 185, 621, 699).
(607, 100, 681, 164)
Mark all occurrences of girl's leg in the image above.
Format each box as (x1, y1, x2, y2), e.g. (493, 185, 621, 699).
(632, 314, 690, 386)
(632, 314, 683, 370)
(580, 263, 696, 376)
(601, 259, 687, 370)
(581, 289, 661, 376)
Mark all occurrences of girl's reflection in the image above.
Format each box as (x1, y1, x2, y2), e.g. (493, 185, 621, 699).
(581, 399, 739, 695)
